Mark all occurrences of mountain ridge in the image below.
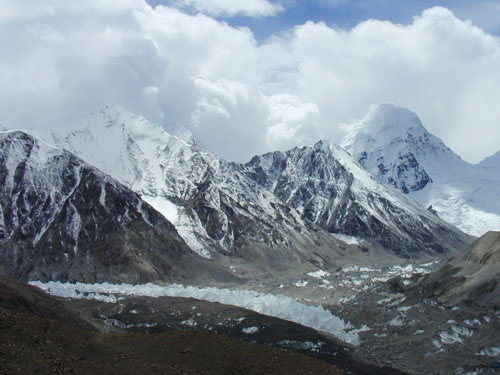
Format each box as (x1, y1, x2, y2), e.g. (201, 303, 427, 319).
(12, 104, 472, 264)
(240, 138, 471, 257)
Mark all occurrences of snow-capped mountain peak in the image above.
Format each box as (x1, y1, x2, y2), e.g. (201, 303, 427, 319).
(37, 104, 194, 194)
(343, 104, 425, 152)
(342, 104, 500, 236)
(341, 104, 471, 193)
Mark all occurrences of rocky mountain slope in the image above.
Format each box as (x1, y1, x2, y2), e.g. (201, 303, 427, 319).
(342, 104, 500, 236)
(34, 104, 471, 260)
(328, 258, 500, 375)
(0, 130, 230, 283)
(418, 231, 500, 306)
(239, 140, 471, 257)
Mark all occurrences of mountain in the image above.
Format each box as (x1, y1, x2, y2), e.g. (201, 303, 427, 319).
(35, 104, 353, 272)
(0, 130, 231, 283)
(416, 231, 500, 306)
(32, 104, 472, 261)
(342, 104, 500, 236)
(36, 104, 472, 259)
(239, 140, 471, 257)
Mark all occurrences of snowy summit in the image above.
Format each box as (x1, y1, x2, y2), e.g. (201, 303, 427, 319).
(342, 104, 500, 236)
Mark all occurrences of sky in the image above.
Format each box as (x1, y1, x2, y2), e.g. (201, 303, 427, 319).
(0, 0, 499, 163)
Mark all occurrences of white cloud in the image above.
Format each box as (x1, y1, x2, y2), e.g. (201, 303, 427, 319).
(0, 2, 499, 163)
(189, 78, 321, 159)
(266, 94, 321, 151)
(0, 0, 143, 23)
(263, 7, 500, 162)
(173, 0, 284, 18)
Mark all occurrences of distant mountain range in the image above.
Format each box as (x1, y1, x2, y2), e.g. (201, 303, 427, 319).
(342, 104, 500, 236)
(33, 105, 347, 270)
(0, 104, 474, 282)
(38, 105, 469, 257)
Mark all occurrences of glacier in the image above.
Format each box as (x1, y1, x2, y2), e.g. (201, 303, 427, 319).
(30, 281, 360, 345)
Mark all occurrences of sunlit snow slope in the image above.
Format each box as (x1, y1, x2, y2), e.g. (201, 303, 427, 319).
(342, 104, 500, 236)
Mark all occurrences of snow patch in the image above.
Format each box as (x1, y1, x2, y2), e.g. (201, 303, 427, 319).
(142, 195, 211, 259)
(389, 315, 405, 327)
(181, 319, 197, 327)
(242, 326, 259, 334)
(438, 326, 473, 345)
(293, 280, 308, 287)
(397, 306, 412, 312)
(464, 319, 482, 327)
(333, 234, 361, 245)
(306, 270, 330, 279)
(477, 347, 500, 357)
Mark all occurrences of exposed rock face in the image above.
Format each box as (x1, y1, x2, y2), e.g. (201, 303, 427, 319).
(418, 231, 500, 306)
(0, 130, 229, 283)
(342, 104, 500, 236)
(240, 140, 471, 258)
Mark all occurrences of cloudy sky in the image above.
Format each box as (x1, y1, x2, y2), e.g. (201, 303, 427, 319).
(1, 0, 499, 163)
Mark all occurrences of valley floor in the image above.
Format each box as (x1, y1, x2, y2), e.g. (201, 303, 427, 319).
(30, 260, 500, 375)
(3, 256, 500, 375)
(0, 307, 346, 375)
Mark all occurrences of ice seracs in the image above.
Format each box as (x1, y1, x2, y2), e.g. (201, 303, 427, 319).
(30, 281, 360, 345)
(342, 104, 500, 236)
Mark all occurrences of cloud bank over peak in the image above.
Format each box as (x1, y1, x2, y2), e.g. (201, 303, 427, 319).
(0, 2, 499, 163)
